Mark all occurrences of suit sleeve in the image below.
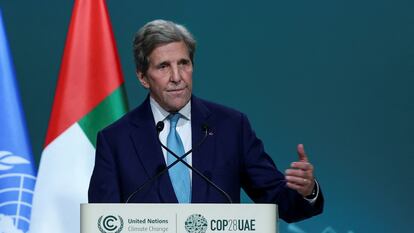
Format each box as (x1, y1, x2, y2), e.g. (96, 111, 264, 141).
(88, 131, 121, 203)
(239, 113, 324, 223)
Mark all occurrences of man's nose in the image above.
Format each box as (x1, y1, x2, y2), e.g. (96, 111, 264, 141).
(170, 65, 181, 83)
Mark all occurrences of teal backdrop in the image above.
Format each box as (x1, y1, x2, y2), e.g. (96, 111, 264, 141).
(1, 0, 413, 232)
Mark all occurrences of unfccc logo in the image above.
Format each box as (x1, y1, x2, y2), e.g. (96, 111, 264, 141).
(97, 215, 124, 233)
(185, 214, 208, 233)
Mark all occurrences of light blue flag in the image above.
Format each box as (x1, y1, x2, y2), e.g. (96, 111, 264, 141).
(0, 9, 36, 233)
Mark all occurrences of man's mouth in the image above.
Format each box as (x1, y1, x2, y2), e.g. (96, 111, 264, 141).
(167, 88, 185, 93)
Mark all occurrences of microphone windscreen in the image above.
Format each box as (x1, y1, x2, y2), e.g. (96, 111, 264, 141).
(156, 121, 164, 132)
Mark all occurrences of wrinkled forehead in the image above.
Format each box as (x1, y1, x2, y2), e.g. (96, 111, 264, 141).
(148, 41, 191, 64)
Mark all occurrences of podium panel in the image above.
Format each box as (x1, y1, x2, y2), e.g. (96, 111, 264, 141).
(81, 203, 277, 233)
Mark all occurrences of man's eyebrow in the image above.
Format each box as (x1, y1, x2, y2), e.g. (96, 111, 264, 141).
(155, 60, 170, 66)
(178, 58, 191, 63)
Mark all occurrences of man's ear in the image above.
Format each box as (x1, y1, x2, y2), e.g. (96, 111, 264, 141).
(137, 71, 150, 89)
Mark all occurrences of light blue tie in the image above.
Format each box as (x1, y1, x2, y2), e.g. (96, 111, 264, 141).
(167, 113, 191, 203)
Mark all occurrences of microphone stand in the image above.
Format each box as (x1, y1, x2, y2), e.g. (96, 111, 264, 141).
(125, 122, 233, 203)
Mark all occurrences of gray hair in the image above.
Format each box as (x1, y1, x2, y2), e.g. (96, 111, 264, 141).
(133, 19, 196, 74)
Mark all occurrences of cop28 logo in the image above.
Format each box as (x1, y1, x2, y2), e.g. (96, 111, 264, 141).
(185, 214, 208, 233)
(97, 215, 124, 233)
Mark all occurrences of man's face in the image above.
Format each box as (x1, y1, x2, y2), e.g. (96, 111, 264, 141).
(138, 41, 193, 112)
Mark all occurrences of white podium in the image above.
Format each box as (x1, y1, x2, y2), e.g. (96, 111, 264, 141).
(81, 203, 278, 233)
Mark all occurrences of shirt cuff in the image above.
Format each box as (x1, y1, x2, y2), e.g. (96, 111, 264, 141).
(304, 179, 319, 204)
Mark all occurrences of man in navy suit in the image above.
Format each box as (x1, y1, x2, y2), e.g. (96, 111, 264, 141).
(88, 19, 323, 223)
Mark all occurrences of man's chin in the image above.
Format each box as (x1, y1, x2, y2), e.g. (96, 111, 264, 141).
(163, 97, 190, 112)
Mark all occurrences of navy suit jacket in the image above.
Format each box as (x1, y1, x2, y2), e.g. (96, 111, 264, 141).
(88, 95, 323, 222)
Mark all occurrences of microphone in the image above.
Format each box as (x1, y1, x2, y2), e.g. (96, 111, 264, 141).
(125, 121, 233, 203)
(156, 121, 165, 132)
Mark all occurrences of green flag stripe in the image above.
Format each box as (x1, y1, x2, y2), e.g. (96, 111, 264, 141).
(78, 86, 128, 147)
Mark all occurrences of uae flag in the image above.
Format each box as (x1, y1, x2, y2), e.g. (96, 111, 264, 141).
(30, 0, 128, 232)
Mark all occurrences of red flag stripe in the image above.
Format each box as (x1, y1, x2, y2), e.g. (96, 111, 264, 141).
(44, 0, 124, 147)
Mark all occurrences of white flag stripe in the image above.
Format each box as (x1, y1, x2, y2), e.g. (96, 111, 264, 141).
(30, 123, 95, 233)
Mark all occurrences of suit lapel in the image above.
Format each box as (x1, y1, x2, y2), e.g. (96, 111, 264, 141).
(191, 96, 216, 203)
(129, 97, 178, 203)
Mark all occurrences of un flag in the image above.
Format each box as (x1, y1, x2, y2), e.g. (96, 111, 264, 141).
(0, 9, 36, 233)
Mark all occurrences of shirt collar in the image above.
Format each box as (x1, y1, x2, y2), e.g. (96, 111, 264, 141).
(149, 97, 191, 124)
